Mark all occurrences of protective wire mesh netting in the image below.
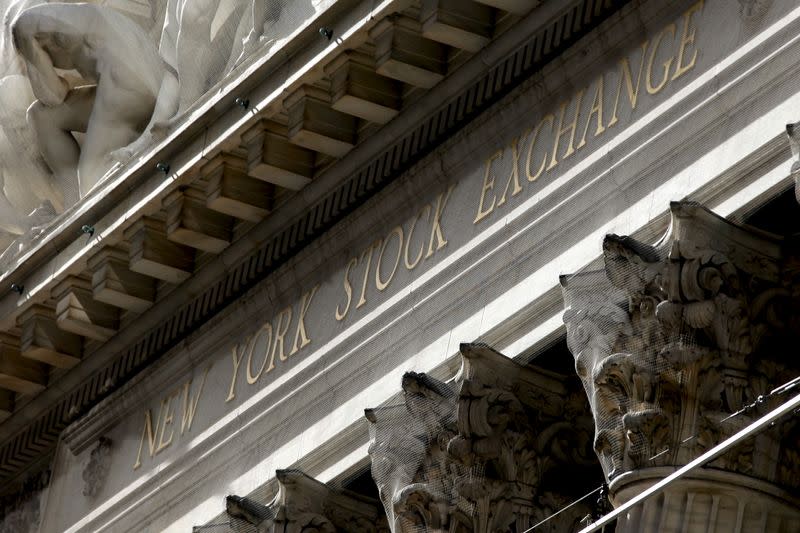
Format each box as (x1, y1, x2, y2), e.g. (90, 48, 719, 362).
(0, 0, 313, 269)
(3, 0, 797, 529)
(556, 187, 800, 531)
(572, 378, 800, 533)
(189, 28, 800, 529)
(366, 384, 484, 533)
(158, 77, 800, 527)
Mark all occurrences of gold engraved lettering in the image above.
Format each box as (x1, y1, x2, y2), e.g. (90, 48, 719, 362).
(225, 342, 246, 402)
(335, 257, 357, 321)
(526, 114, 554, 182)
(673, 0, 703, 80)
(272, 306, 293, 362)
(155, 394, 176, 454)
(290, 285, 319, 355)
(497, 136, 524, 207)
(180, 366, 209, 435)
(357, 240, 381, 309)
(244, 329, 268, 384)
(135, 368, 209, 469)
(134, 407, 158, 469)
(609, 41, 648, 127)
(548, 89, 585, 170)
(426, 184, 455, 258)
(646, 23, 676, 95)
(376, 226, 403, 291)
(404, 205, 430, 270)
(578, 76, 606, 149)
(474, 150, 502, 223)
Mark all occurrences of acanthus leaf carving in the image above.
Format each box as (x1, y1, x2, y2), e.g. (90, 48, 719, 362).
(562, 201, 800, 495)
(367, 344, 599, 533)
(367, 373, 468, 533)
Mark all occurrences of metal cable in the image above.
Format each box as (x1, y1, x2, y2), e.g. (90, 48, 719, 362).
(526, 374, 800, 532)
(521, 485, 604, 532)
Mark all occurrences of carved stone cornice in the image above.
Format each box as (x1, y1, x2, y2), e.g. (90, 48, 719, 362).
(561, 202, 800, 511)
(226, 469, 388, 533)
(0, 0, 627, 491)
(366, 344, 596, 533)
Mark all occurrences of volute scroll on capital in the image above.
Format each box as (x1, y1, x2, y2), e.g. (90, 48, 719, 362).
(366, 343, 599, 533)
(561, 201, 799, 493)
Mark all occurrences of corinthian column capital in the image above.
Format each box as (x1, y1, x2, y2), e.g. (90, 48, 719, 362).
(367, 344, 597, 533)
(562, 201, 800, 531)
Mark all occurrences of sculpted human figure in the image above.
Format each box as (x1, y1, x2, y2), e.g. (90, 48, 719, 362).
(0, 0, 63, 240)
(0, 75, 59, 234)
(224, 0, 286, 72)
(12, 2, 165, 198)
(112, 0, 241, 160)
(115, 0, 288, 161)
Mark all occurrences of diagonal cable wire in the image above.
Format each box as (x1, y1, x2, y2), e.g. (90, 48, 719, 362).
(578, 390, 800, 533)
(521, 485, 604, 532)
(526, 374, 800, 532)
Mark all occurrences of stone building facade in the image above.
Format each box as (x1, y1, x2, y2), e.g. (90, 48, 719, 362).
(0, 0, 797, 532)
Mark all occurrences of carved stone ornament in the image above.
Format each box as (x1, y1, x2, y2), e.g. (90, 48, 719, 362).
(366, 374, 471, 533)
(0, 0, 287, 259)
(226, 469, 389, 533)
(82, 436, 112, 498)
(366, 344, 598, 533)
(561, 201, 800, 530)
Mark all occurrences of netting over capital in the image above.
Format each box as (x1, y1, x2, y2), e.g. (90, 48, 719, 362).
(0, 0, 299, 263)
(366, 344, 600, 533)
(561, 201, 800, 531)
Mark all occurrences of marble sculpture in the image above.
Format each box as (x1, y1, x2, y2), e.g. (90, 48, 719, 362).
(0, 0, 282, 253)
(0, 0, 62, 243)
(13, 2, 164, 198)
(112, 0, 283, 161)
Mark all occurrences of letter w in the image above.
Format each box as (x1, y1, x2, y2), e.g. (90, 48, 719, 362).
(180, 365, 209, 435)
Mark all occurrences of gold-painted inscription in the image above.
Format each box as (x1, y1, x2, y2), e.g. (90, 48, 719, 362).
(474, 1, 704, 225)
(674, 0, 703, 80)
(646, 23, 676, 95)
(290, 285, 319, 355)
(335, 184, 455, 321)
(376, 226, 403, 291)
(245, 323, 274, 385)
(526, 115, 554, 182)
(334, 257, 357, 321)
(134, 365, 210, 469)
(578, 76, 606, 149)
(403, 205, 429, 270)
(548, 88, 585, 171)
(225, 284, 320, 402)
(609, 41, 647, 126)
(129, 2, 708, 475)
